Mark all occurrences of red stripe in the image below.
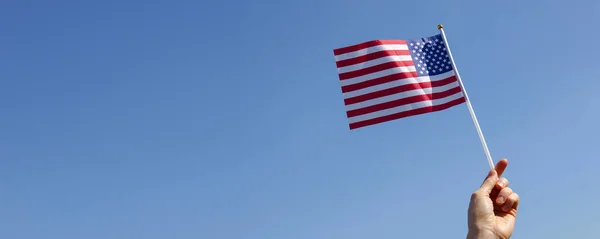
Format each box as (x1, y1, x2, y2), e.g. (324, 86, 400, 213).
(344, 75, 459, 105)
(348, 97, 466, 130)
(338, 61, 415, 80)
(333, 40, 407, 56)
(346, 86, 463, 118)
(341, 71, 419, 93)
(335, 50, 411, 68)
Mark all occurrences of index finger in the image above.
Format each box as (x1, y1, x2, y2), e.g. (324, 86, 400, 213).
(495, 158, 508, 177)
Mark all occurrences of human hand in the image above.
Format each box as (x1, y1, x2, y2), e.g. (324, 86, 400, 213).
(467, 159, 520, 239)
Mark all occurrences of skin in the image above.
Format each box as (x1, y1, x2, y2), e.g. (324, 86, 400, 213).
(467, 159, 520, 239)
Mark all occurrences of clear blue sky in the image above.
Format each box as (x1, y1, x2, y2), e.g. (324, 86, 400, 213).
(1, 0, 599, 238)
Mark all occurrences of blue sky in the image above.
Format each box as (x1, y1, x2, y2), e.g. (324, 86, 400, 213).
(1, 0, 599, 238)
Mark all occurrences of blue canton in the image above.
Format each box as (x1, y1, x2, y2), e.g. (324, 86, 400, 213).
(406, 34, 453, 76)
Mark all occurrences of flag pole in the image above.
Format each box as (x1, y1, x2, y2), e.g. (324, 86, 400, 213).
(437, 24, 495, 170)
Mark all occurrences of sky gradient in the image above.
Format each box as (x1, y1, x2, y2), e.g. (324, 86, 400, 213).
(1, 0, 599, 238)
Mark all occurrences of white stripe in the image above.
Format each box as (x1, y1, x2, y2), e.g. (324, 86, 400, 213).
(343, 71, 456, 99)
(340, 66, 417, 86)
(337, 55, 413, 74)
(335, 44, 409, 62)
(347, 92, 465, 124)
(345, 81, 461, 111)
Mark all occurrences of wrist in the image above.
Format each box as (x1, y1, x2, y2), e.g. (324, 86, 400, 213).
(467, 229, 496, 239)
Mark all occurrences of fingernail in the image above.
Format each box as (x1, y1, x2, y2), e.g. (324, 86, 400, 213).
(497, 181, 505, 187)
(497, 196, 505, 204)
(503, 203, 511, 211)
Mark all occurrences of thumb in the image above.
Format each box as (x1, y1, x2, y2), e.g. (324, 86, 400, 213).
(478, 170, 498, 195)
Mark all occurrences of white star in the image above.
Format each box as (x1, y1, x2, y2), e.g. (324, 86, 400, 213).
(435, 39, 439, 42)
(433, 69, 436, 73)
(421, 67, 426, 71)
(416, 42, 420, 45)
(420, 71, 424, 74)
(410, 43, 414, 46)
(417, 64, 421, 67)
(426, 71, 429, 74)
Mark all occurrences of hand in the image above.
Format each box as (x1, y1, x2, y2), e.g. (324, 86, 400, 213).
(467, 159, 520, 239)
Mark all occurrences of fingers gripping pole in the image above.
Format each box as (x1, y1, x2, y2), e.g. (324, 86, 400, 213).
(437, 24, 495, 170)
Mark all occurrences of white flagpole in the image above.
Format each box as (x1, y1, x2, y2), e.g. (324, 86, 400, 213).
(437, 24, 495, 170)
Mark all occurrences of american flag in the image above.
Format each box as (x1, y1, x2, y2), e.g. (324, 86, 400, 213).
(333, 34, 466, 130)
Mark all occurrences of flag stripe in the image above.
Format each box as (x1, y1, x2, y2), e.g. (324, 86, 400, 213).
(348, 92, 465, 124)
(348, 97, 466, 129)
(334, 43, 409, 62)
(345, 81, 461, 111)
(342, 71, 455, 98)
(344, 75, 459, 105)
(338, 61, 415, 80)
(340, 66, 417, 86)
(335, 50, 411, 68)
(341, 71, 419, 93)
(346, 85, 463, 117)
(337, 55, 413, 73)
(333, 40, 407, 56)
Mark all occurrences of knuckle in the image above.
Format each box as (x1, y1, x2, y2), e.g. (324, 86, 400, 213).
(501, 187, 513, 194)
(512, 192, 520, 200)
(470, 192, 480, 200)
(496, 177, 510, 189)
(508, 192, 519, 201)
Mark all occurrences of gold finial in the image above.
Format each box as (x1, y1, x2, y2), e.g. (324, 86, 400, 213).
(437, 24, 444, 29)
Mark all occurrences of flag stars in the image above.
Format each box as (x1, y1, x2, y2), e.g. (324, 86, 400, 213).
(408, 35, 452, 76)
